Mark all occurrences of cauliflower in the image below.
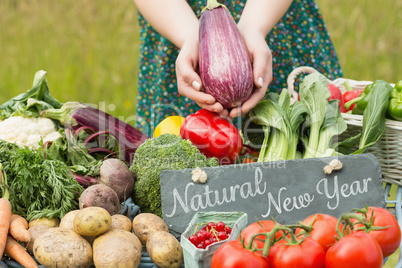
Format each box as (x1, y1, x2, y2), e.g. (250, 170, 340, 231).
(0, 116, 61, 149)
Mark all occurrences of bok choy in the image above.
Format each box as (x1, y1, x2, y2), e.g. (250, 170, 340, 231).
(243, 72, 347, 162)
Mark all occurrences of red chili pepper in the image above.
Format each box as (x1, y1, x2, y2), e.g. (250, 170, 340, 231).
(180, 109, 243, 165)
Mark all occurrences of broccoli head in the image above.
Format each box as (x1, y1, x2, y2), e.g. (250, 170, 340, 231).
(130, 134, 218, 217)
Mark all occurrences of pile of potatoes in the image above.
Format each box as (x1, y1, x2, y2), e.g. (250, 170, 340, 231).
(133, 213, 184, 268)
(25, 208, 184, 268)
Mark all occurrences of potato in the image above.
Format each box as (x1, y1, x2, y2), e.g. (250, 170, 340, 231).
(111, 214, 132, 232)
(59, 209, 80, 231)
(60, 209, 95, 244)
(29, 217, 60, 228)
(24, 225, 51, 254)
(33, 227, 93, 268)
(93, 229, 142, 268)
(146, 231, 184, 268)
(74, 207, 112, 237)
(132, 213, 168, 245)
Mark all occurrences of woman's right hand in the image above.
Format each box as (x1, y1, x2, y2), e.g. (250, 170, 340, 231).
(176, 39, 229, 117)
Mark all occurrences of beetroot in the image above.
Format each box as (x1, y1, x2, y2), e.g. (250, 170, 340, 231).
(73, 158, 134, 203)
(79, 184, 120, 215)
(199, 0, 254, 108)
(99, 158, 135, 202)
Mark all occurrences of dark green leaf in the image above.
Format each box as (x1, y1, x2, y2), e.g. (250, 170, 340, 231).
(355, 81, 392, 154)
(335, 133, 362, 155)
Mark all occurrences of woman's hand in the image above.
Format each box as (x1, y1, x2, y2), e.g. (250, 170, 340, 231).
(231, 0, 293, 118)
(176, 34, 271, 119)
(176, 39, 229, 117)
(176, 30, 272, 120)
(228, 28, 272, 118)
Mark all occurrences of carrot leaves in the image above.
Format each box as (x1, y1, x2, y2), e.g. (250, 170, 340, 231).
(0, 140, 82, 221)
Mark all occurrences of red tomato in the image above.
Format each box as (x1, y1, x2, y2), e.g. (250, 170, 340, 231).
(268, 238, 325, 268)
(239, 220, 283, 250)
(295, 213, 343, 252)
(211, 240, 269, 268)
(325, 232, 383, 268)
(354, 206, 401, 257)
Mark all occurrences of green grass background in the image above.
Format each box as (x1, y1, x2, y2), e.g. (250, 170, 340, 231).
(0, 0, 401, 266)
(1, 0, 401, 120)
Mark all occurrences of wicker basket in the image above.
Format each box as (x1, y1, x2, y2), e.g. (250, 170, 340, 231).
(287, 66, 402, 186)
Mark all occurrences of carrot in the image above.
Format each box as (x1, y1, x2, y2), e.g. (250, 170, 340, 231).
(0, 199, 11, 258)
(9, 214, 31, 243)
(0, 164, 12, 258)
(4, 235, 39, 268)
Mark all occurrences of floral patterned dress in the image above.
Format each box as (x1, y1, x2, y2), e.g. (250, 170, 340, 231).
(135, 0, 342, 136)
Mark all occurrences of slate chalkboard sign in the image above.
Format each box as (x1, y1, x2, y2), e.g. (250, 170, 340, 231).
(160, 154, 385, 235)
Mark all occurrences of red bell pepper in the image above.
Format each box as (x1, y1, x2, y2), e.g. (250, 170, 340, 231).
(328, 83, 347, 113)
(180, 109, 243, 165)
(297, 83, 347, 113)
(343, 90, 364, 112)
(342, 81, 364, 112)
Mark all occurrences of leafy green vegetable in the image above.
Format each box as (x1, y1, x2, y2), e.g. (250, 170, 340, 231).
(0, 163, 10, 200)
(353, 81, 393, 154)
(334, 133, 362, 155)
(245, 73, 347, 162)
(249, 97, 290, 162)
(0, 70, 62, 120)
(315, 99, 347, 157)
(0, 140, 83, 220)
(44, 130, 103, 176)
(241, 112, 265, 150)
(336, 80, 393, 155)
(244, 73, 389, 161)
(130, 134, 218, 217)
(286, 99, 308, 159)
(299, 73, 331, 158)
(246, 89, 308, 162)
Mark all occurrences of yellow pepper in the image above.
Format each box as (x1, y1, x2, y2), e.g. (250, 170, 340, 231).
(153, 116, 185, 138)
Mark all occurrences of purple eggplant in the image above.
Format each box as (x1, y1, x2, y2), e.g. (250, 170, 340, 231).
(40, 102, 149, 163)
(199, 0, 254, 109)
